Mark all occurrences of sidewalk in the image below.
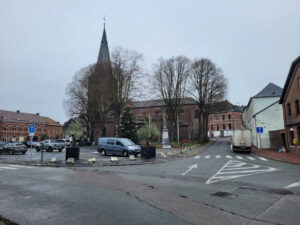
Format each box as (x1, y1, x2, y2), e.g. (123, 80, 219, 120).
(252, 148, 300, 164)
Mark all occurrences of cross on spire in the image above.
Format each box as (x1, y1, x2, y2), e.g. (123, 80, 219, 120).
(103, 15, 106, 28)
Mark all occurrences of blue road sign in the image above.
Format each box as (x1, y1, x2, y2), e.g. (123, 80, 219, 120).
(256, 127, 263, 133)
(29, 124, 35, 134)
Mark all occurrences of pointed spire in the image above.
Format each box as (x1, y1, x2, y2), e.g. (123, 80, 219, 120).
(97, 22, 110, 64)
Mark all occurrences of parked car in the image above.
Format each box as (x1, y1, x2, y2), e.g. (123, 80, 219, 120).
(36, 139, 64, 152)
(231, 129, 252, 153)
(0, 141, 6, 148)
(0, 142, 27, 155)
(26, 141, 40, 148)
(97, 137, 141, 157)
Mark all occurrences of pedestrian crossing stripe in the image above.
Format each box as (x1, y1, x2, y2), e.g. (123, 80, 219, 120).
(193, 155, 268, 161)
(205, 160, 278, 184)
(0, 165, 32, 171)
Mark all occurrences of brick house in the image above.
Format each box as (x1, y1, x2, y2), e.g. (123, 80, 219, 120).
(279, 56, 300, 154)
(131, 98, 199, 141)
(0, 109, 63, 142)
(207, 101, 243, 137)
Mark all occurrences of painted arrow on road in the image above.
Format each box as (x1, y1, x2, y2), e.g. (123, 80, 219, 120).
(182, 164, 198, 176)
(285, 181, 300, 188)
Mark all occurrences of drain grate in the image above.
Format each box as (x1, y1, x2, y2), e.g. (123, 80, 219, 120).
(211, 191, 238, 199)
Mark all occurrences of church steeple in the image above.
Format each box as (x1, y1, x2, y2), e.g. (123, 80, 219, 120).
(97, 25, 110, 64)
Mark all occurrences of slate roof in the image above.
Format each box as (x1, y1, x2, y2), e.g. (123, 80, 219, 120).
(131, 98, 198, 108)
(210, 100, 244, 114)
(97, 27, 111, 64)
(0, 109, 61, 126)
(279, 56, 300, 104)
(253, 82, 282, 98)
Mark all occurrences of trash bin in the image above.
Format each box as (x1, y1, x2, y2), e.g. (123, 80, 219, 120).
(66, 147, 80, 160)
(141, 146, 156, 158)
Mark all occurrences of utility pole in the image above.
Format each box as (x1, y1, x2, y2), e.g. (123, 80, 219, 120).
(0, 115, 3, 141)
(177, 112, 180, 144)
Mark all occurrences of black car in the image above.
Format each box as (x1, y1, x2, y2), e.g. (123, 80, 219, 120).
(0, 142, 27, 155)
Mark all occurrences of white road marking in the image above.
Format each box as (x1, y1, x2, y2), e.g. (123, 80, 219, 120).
(236, 156, 244, 160)
(247, 157, 255, 160)
(182, 164, 198, 176)
(216, 155, 221, 159)
(258, 157, 268, 161)
(205, 160, 279, 184)
(8, 165, 33, 168)
(226, 155, 232, 159)
(93, 151, 99, 154)
(204, 155, 210, 159)
(194, 155, 200, 159)
(0, 166, 18, 170)
(285, 181, 300, 188)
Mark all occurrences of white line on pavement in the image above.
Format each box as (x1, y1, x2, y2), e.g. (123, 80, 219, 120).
(226, 155, 232, 159)
(0, 166, 18, 170)
(258, 157, 268, 161)
(216, 155, 221, 158)
(194, 155, 200, 159)
(236, 156, 244, 160)
(8, 165, 33, 168)
(182, 164, 198, 176)
(285, 181, 300, 188)
(205, 155, 210, 159)
(247, 157, 255, 160)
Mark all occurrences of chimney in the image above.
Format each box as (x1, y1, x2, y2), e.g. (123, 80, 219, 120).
(16, 110, 20, 113)
(36, 113, 39, 116)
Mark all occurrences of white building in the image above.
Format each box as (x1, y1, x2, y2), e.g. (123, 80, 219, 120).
(243, 83, 284, 149)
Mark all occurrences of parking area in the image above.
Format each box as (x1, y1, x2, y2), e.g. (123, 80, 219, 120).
(0, 144, 205, 167)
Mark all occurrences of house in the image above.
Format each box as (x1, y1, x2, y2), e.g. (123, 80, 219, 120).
(208, 101, 243, 137)
(0, 109, 63, 142)
(243, 83, 284, 149)
(279, 56, 300, 154)
(131, 98, 199, 140)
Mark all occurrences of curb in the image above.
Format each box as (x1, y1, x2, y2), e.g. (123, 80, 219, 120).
(0, 142, 214, 168)
(252, 151, 300, 165)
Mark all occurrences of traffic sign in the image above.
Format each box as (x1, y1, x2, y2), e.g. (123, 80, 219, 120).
(256, 127, 263, 133)
(29, 124, 35, 136)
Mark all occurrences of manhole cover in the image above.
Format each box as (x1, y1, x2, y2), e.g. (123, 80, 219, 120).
(211, 191, 238, 199)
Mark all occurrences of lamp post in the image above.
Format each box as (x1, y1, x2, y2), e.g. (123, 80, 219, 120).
(0, 115, 3, 141)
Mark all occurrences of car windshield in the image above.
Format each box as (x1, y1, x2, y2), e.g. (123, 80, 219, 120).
(121, 139, 135, 146)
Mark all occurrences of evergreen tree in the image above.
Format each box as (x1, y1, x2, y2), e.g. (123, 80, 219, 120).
(118, 105, 138, 143)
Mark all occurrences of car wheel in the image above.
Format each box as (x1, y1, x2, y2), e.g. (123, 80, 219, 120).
(123, 150, 129, 157)
(100, 149, 106, 156)
(134, 154, 138, 157)
(36, 147, 40, 152)
(59, 148, 62, 152)
(48, 147, 53, 152)
(22, 151, 26, 154)
(9, 150, 14, 155)
(232, 146, 236, 153)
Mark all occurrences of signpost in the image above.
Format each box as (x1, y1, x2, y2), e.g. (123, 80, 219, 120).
(256, 127, 263, 149)
(29, 124, 35, 157)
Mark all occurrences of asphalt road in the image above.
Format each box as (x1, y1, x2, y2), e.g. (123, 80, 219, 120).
(0, 139, 299, 225)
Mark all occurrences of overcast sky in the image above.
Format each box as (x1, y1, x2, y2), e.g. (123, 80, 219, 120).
(1, 0, 299, 124)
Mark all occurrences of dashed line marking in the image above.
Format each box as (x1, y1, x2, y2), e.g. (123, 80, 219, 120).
(216, 155, 221, 158)
(226, 155, 232, 159)
(258, 157, 268, 161)
(236, 156, 244, 160)
(194, 156, 200, 159)
(247, 157, 255, 160)
(204, 155, 210, 159)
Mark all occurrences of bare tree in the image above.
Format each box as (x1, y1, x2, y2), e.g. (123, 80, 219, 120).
(64, 62, 114, 143)
(111, 47, 144, 125)
(153, 56, 190, 141)
(189, 58, 227, 144)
